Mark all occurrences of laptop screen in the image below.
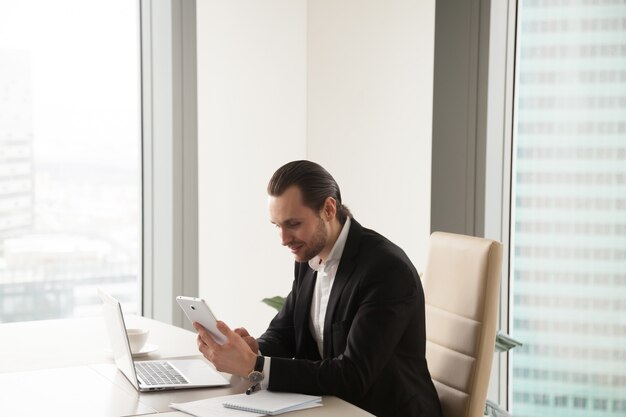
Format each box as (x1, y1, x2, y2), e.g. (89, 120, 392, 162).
(98, 289, 140, 390)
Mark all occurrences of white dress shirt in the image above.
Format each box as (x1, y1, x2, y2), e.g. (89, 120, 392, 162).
(258, 217, 352, 388)
(307, 217, 351, 357)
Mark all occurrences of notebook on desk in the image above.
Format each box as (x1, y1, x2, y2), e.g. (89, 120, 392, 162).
(98, 289, 229, 391)
(222, 391, 323, 415)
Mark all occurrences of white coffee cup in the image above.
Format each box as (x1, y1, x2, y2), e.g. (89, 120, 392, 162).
(127, 328, 150, 353)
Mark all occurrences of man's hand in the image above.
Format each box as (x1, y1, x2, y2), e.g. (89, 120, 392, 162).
(194, 321, 257, 378)
(234, 327, 259, 354)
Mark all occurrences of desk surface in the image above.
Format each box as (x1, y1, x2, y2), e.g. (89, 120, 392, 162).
(0, 316, 372, 417)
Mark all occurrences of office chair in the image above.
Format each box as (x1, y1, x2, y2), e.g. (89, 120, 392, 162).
(422, 232, 503, 417)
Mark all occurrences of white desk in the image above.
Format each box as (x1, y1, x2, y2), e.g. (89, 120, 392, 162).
(0, 316, 373, 417)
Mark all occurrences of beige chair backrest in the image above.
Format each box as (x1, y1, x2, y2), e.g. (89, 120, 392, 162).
(423, 232, 503, 417)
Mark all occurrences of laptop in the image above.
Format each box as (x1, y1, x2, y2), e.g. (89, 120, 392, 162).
(98, 289, 230, 391)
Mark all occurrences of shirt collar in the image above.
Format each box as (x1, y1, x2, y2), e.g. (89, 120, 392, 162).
(308, 217, 351, 272)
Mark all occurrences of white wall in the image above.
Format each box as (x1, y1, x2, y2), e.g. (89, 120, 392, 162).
(197, 0, 435, 336)
(196, 0, 307, 336)
(307, 0, 434, 269)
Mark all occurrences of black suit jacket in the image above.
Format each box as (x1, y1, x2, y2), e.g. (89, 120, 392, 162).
(258, 219, 442, 417)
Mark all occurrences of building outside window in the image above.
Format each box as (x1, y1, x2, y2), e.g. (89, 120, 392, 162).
(510, 0, 626, 416)
(0, 0, 141, 322)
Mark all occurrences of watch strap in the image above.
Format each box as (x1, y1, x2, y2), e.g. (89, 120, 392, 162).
(247, 355, 265, 383)
(254, 355, 265, 372)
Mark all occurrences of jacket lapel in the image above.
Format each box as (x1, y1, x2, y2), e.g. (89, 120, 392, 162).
(322, 219, 362, 357)
(294, 266, 321, 360)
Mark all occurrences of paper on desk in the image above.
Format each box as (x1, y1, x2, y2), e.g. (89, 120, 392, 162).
(170, 392, 323, 417)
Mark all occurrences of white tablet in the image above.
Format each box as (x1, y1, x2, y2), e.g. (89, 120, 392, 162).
(176, 296, 227, 345)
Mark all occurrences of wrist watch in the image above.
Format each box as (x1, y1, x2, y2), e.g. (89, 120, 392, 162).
(247, 355, 265, 383)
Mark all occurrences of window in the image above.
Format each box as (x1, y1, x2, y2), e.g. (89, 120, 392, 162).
(573, 397, 588, 409)
(554, 396, 568, 407)
(0, 0, 141, 321)
(594, 398, 609, 411)
(614, 400, 626, 413)
(510, 1, 626, 416)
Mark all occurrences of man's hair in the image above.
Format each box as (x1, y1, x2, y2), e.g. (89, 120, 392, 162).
(268, 160, 352, 225)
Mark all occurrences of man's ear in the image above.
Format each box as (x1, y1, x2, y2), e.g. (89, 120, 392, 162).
(322, 197, 337, 221)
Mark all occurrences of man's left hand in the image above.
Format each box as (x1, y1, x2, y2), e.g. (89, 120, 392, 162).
(194, 321, 257, 378)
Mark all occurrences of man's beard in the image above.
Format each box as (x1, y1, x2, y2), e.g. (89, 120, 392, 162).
(297, 217, 327, 262)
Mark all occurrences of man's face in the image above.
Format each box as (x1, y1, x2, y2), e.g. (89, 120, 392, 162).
(268, 185, 328, 262)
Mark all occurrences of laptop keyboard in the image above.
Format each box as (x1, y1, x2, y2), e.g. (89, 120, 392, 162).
(135, 361, 189, 386)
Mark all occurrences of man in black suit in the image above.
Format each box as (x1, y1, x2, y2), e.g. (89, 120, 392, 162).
(194, 160, 442, 417)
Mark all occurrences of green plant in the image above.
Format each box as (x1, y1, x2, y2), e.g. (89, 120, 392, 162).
(261, 296, 287, 311)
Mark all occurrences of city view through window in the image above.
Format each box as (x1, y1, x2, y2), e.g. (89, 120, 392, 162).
(0, 0, 141, 322)
(511, 1, 626, 416)
(2, 1, 625, 413)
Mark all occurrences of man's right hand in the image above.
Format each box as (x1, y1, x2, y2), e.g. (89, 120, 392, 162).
(234, 327, 259, 354)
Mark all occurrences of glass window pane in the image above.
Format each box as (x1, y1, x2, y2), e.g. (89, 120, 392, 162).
(0, 0, 141, 321)
(510, 1, 626, 416)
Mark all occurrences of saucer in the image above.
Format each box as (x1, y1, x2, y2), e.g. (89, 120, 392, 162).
(132, 343, 159, 357)
(105, 343, 159, 358)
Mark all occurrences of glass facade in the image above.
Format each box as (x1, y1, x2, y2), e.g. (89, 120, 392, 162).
(0, 0, 141, 322)
(511, 0, 626, 416)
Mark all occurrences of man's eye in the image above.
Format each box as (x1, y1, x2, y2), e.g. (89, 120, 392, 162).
(287, 223, 300, 228)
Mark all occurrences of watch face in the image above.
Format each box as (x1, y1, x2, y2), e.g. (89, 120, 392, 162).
(248, 370, 264, 383)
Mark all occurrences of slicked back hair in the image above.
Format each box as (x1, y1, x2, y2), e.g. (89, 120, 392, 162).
(267, 160, 352, 225)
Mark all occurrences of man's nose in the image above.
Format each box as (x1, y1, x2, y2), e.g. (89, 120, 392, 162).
(279, 228, 291, 246)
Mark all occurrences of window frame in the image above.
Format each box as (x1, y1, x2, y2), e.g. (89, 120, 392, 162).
(431, 0, 518, 410)
(140, 0, 198, 329)
(482, 0, 518, 409)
